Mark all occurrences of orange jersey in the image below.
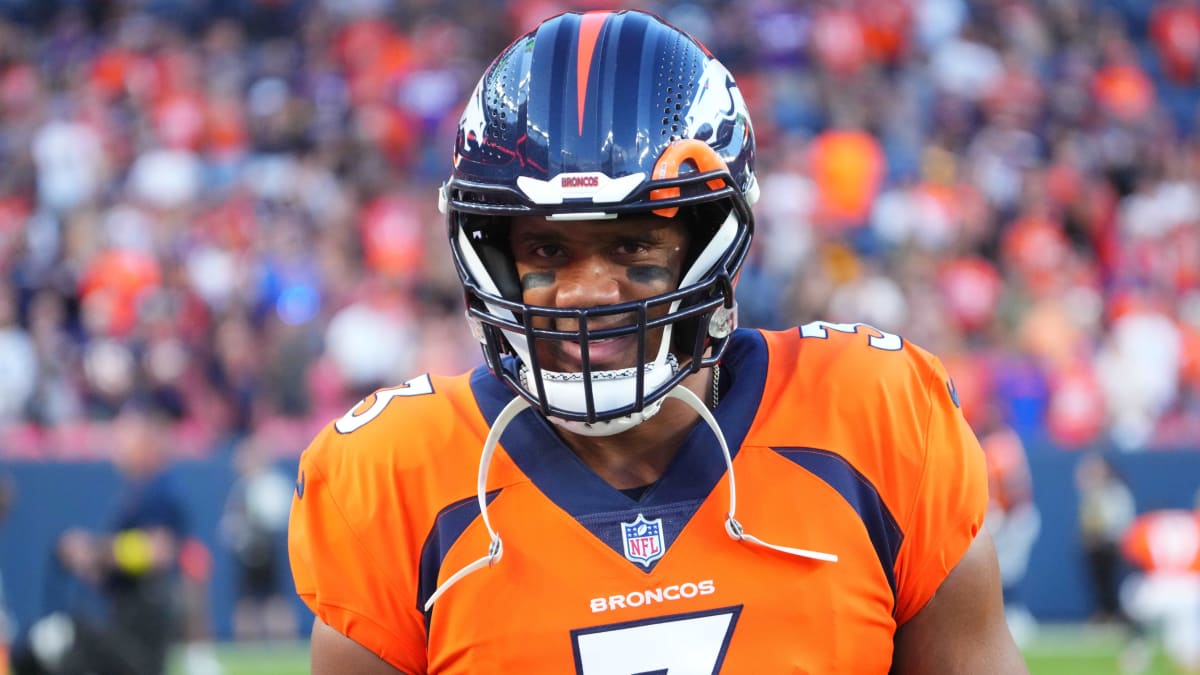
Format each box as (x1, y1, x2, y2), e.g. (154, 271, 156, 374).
(1122, 510, 1200, 574)
(981, 427, 1032, 512)
(289, 324, 988, 673)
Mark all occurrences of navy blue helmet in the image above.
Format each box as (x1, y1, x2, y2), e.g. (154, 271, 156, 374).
(443, 9, 757, 435)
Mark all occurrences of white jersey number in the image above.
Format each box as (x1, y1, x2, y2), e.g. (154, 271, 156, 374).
(334, 374, 434, 434)
(799, 321, 902, 351)
(572, 607, 740, 674)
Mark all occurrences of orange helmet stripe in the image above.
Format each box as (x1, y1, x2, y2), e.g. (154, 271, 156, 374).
(576, 12, 611, 136)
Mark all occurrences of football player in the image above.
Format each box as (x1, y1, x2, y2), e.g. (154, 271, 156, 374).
(290, 9, 1027, 673)
(1120, 504, 1200, 674)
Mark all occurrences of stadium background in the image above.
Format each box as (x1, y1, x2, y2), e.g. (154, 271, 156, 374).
(0, 0, 1198, 672)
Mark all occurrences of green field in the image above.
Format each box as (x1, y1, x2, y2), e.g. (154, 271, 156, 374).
(169, 642, 309, 675)
(170, 624, 1173, 674)
(1023, 624, 1173, 675)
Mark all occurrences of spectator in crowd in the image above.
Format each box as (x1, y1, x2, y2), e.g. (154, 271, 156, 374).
(0, 285, 35, 425)
(0, 0, 1195, 460)
(980, 407, 1042, 648)
(218, 436, 296, 643)
(12, 405, 189, 675)
(1119, 495, 1200, 675)
(1075, 452, 1137, 625)
(176, 536, 222, 675)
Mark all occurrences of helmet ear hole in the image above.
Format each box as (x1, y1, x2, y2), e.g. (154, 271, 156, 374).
(679, 202, 732, 277)
(465, 217, 522, 301)
(671, 306, 708, 356)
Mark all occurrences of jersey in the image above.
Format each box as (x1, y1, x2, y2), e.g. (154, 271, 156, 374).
(981, 427, 1032, 513)
(288, 323, 988, 674)
(1122, 510, 1200, 574)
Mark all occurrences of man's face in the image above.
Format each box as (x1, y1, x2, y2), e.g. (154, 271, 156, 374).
(509, 214, 690, 373)
(113, 410, 165, 479)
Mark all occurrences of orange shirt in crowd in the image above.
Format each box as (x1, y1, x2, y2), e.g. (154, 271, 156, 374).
(1122, 510, 1200, 574)
(808, 130, 885, 228)
(981, 427, 1032, 512)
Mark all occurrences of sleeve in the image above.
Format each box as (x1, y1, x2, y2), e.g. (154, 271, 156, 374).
(1119, 516, 1151, 571)
(288, 431, 428, 674)
(891, 360, 989, 625)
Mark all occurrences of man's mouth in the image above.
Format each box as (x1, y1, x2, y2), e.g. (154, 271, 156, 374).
(550, 335, 637, 371)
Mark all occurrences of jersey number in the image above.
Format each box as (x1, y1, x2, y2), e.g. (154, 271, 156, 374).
(572, 607, 741, 674)
(799, 321, 902, 351)
(334, 374, 434, 434)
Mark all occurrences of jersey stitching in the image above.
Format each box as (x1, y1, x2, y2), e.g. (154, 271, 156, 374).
(907, 359, 939, 531)
(298, 594, 410, 644)
(300, 593, 418, 672)
(897, 356, 968, 624)
(305, 457, 428, 648)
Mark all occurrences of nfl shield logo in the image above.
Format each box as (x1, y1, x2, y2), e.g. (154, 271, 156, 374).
(621, 514, 665, 567)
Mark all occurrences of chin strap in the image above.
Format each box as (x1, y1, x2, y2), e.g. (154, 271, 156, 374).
(423, 395, 530, 612)
(666, 385, 839, 564)
(424, 379, 837, 613)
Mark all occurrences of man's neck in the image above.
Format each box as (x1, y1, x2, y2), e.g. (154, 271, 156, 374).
(555, 367, 713, 490)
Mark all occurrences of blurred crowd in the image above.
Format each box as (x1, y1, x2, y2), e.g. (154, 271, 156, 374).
(0, 0, 1198, 459)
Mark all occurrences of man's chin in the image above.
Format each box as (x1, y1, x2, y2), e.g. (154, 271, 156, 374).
(535, 336, 672, 374)
(535, 351, 639, 374)
(539, 360, 638, 374)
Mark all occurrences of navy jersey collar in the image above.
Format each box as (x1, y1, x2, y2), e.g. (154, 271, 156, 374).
(469, 328, 768, 517)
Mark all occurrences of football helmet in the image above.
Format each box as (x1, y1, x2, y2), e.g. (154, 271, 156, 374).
(443, 9, 758, 435)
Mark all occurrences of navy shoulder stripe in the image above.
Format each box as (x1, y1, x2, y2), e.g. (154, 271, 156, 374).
(418, 489, 503, 627)
(772, 447, 903, 606)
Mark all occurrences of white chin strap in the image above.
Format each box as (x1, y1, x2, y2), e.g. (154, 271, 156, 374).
(667, 386, 839, 564)
(520, 354, 680, 437)
(423, 380, 838, 613)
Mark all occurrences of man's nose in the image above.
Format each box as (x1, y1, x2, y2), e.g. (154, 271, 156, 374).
(553, 256, 621, 309)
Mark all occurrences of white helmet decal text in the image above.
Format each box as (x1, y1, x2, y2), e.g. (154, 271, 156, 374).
(517, 172, 646, 205)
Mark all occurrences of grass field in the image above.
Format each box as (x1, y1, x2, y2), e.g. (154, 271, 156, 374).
(1023, 624, 1173, 675)
(169, 623, 1174, 674)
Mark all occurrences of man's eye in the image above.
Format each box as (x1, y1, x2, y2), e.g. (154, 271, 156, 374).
(614, 241, 650, 256)
(532, 244, 564, 259)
